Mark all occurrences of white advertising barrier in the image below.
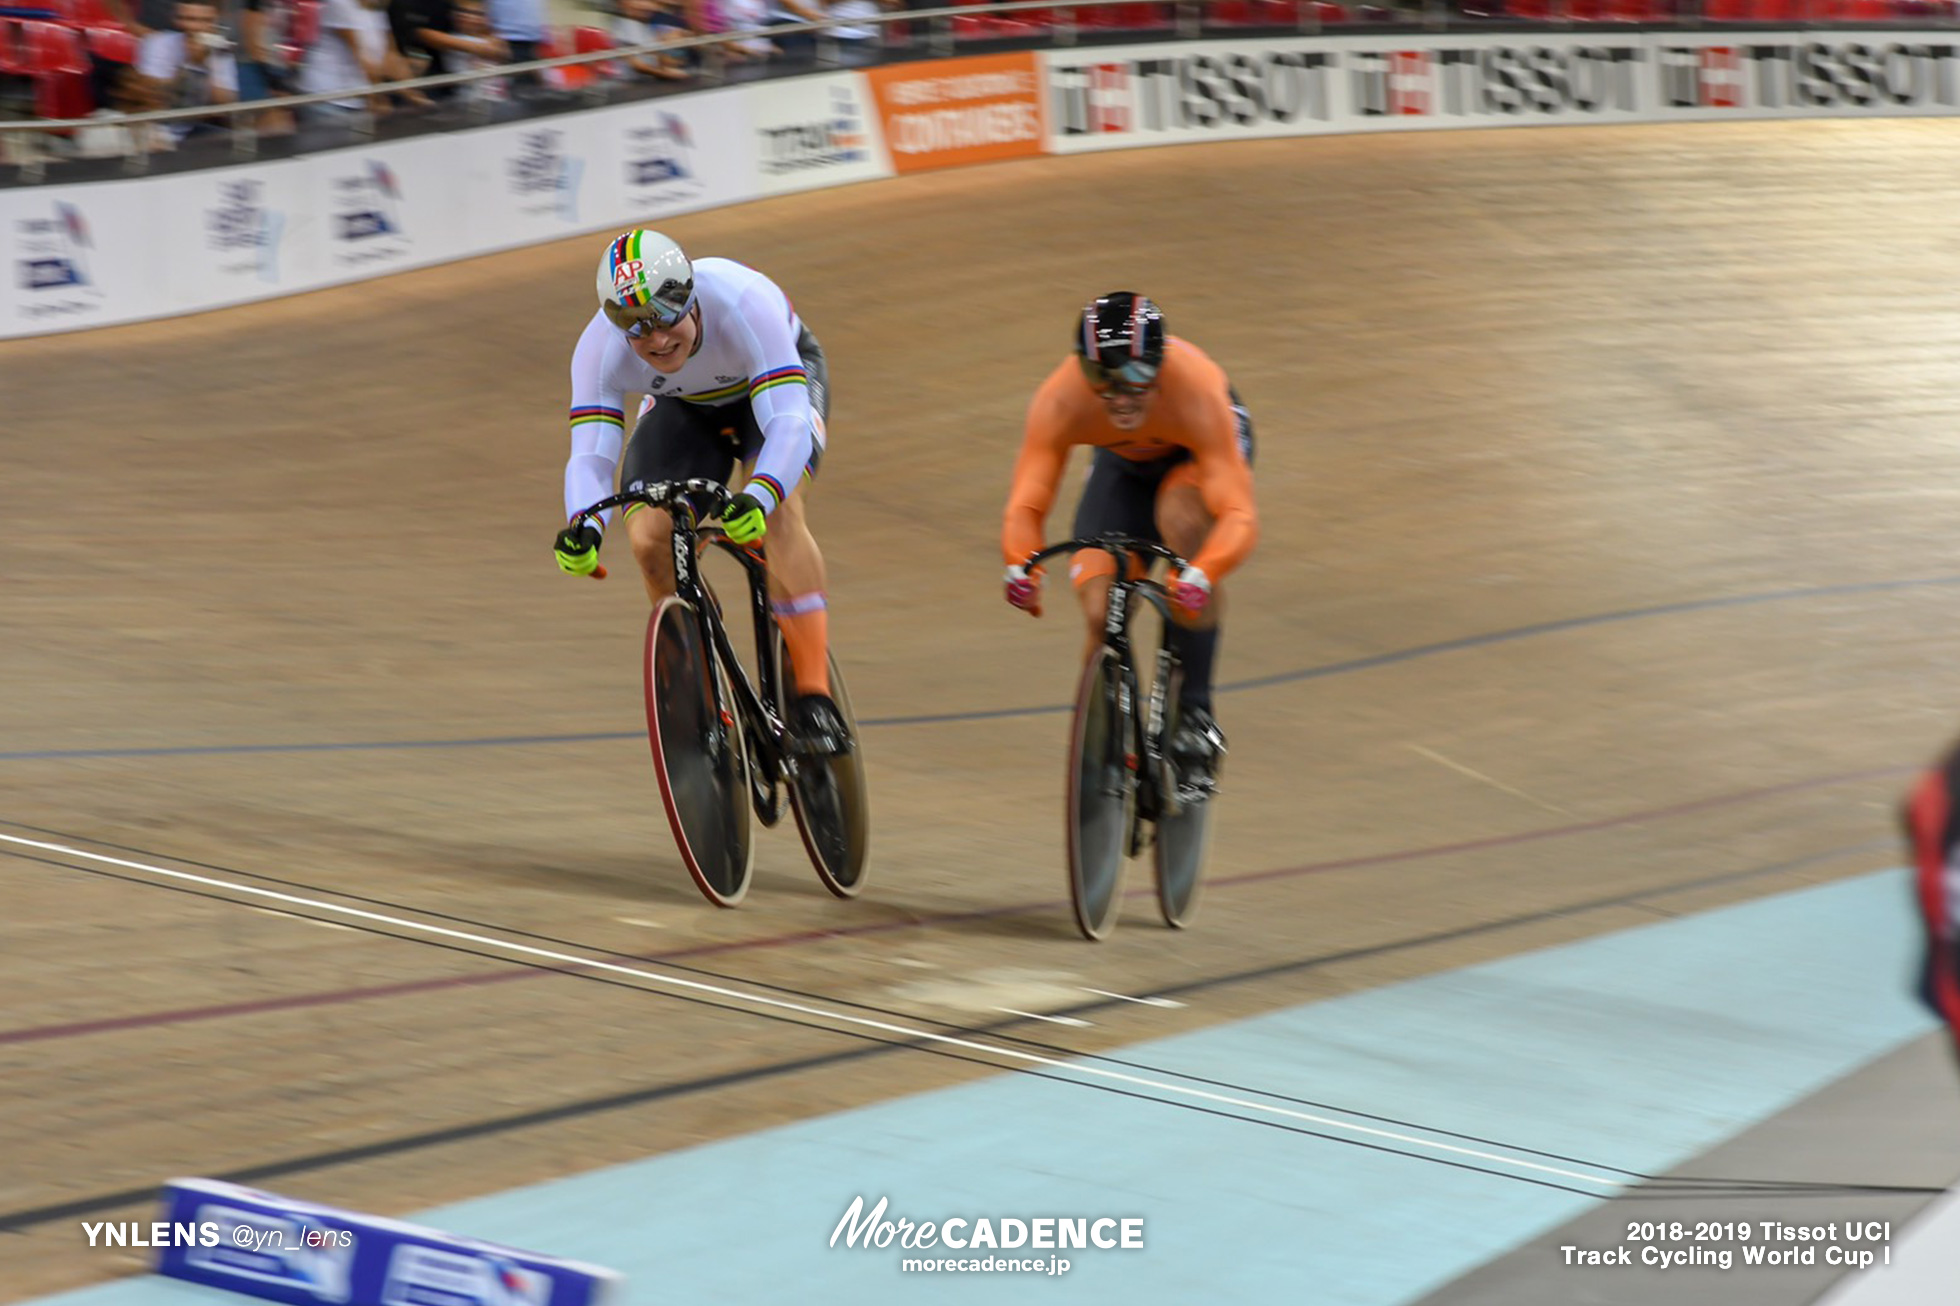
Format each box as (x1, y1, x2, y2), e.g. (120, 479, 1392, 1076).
(468, 120, 609, 253)
(1041, 30, 1960, 152)
(155, 162, 326, 314)
(0, 81, 848, 338)
(747, 70, 893, 196)
(9, 34, 1960, 337)
(3, 177, 167, 334)
(464, 88, 762, 253)
(306, 135, 468, 281)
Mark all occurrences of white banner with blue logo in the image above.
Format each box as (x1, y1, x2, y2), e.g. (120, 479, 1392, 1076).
(599, 86, 760, 228)
(745, 71, 891, 197)
(1, 178, 161, 335)
(156, 161, 324, 313)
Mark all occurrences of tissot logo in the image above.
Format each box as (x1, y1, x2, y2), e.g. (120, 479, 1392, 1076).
(1347, 45, 1643, 117)
(1049, 51, 1333, 135)
(1656, 40, 1960, 109)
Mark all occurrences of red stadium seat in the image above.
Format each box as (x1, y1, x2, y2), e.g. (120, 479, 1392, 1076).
(26, 19, 90, 117)
(537, 31, 586, 88)
(83, 22, 132, 58)
(0, 17, 32, 74)
(1306, 0, 1348, 18)
(571, 24, 618, 78)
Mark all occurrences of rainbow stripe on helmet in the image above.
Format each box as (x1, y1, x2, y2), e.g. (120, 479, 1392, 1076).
(608, 231, 650, 307)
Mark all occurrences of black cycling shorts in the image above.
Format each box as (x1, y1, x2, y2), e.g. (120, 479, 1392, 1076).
(1070, 385, 1255, 544)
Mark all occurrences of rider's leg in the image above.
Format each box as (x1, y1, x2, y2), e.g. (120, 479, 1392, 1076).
(1154, 469, 1222, 714)
(1157, 386, 1254, 717)
(618, 395, 726, 608)
(757, 478, 832, 698)
(1069, 447, 1159, 662)
(625, 506, 679, 607)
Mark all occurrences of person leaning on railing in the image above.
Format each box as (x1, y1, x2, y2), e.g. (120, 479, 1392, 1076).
(127, 0, 237, 138)
(611, 0, 690, 81)
(388, 0, 509, 97)
(296, 0, 428, 119)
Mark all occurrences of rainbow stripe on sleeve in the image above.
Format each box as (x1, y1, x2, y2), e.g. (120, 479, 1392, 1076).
(749, 366, 807, 399)
(747, 473, 789, 513)
(569, 405, 625, 429)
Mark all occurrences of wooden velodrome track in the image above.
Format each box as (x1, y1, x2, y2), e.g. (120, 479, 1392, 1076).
(6, 116, 1960, 1299)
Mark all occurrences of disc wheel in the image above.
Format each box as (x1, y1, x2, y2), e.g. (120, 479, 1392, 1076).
(776, 632, 871, 898)
(645, 596, 754, 907)
(1066, 646, 1133, 940)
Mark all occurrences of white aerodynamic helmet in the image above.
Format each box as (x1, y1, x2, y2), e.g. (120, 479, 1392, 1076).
(597, 229, 696, 336)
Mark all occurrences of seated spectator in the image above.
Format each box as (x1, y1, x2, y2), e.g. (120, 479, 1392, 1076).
(610, 0, 688, 81)
(389, 0, 507, 97)
(297, 0, 425, 119)
(129, 0, 238, 138)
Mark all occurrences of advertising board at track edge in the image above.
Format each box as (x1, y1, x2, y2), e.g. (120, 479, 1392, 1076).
(5, 31, 1956, 337)
(149, 1177, 622, 1306)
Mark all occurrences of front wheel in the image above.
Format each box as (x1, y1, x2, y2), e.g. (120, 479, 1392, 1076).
(776, 633, 871, 899)
(646, 597, 754, 907)
(1067, 646, 1134, 941)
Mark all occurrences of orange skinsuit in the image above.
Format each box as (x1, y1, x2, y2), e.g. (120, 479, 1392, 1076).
(1001, 336, 1258, 581)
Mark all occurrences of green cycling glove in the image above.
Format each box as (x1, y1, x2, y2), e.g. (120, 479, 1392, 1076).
(554, 524, 603, 576)
(722, 492, 768, 546)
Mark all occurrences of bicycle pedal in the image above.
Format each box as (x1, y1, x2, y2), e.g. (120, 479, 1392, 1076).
(1175, 778, 1218, 807)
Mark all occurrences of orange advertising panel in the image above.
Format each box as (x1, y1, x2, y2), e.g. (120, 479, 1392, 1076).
(863, 52, 1048, 175)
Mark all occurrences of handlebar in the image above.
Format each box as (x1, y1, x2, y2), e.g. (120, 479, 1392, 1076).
(1024, 534, 1188, 577)
(569, 478, 734, 534)
(567, 479, 738, 582)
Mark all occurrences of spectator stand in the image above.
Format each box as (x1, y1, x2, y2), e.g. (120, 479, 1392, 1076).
(2, 0, 1957, 181)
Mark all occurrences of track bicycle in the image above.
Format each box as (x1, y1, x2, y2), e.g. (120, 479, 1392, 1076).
(569, 479, 869, 907)
(1020, 534, 1219, 941)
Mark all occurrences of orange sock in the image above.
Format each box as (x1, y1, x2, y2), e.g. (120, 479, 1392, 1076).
(773, 594, 832, 697)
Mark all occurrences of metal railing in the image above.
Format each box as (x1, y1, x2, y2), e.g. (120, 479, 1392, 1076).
(0, 0, 1945, 181)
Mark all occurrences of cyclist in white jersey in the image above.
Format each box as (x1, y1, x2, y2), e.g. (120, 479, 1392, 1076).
(553, 228, 848, 754)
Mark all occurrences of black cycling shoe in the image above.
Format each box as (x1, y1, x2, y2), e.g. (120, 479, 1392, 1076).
(1169, 703, 1227, 799)
(791, 693, 853, 758)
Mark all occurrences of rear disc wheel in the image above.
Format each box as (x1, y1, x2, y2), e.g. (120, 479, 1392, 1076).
(776, 632, 871, 899)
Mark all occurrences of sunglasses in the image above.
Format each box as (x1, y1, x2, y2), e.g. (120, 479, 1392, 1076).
(1079, 356, 1159, 397)
(603, 288, 695, 338)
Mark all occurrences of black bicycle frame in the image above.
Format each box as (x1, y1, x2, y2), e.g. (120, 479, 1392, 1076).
(571, 479, 794, 780)
(1024, 534, 1190, 821)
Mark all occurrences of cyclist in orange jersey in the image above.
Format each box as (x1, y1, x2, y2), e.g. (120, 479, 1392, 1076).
(1001, 291, 1258, 787)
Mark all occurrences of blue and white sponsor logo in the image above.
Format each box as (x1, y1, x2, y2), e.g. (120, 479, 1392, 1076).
(380, 1244, 552, 1306)
(205, 179, 285, 283)
(329, 160, 411, 267)
(13, 202, 104, 320)
(759, 86, 872, 175)
(507, 129, 582, 224)
(622, 111, 703, 204)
